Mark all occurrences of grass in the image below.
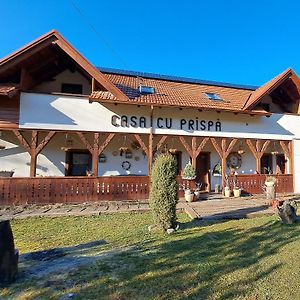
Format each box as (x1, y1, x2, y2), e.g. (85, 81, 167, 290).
(1, 212, 300, 299)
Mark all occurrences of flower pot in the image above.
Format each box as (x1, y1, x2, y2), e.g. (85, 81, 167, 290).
(224, 188, 231, 198)
(194, 190, 201, 201)
(184, 190, 194, 202)
(233, 188, 241, 197)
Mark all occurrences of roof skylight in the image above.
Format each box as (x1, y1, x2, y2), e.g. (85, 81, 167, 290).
(205, 92, 222, 101)
(139, 85, 155, 95)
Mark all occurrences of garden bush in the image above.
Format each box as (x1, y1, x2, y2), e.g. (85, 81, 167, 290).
(149, 153, 178, 230)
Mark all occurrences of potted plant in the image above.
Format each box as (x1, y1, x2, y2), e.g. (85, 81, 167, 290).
(265, 176, 277, 187)
(184, 188, 194, 202)
(264, 176, 277, 201)
(182, 161, 196, 180)
(194, 182, 203, 200)
(224, 174, 231, 197)
(232, 174, 241, 197)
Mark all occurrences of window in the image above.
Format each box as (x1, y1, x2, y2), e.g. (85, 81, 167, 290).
(61, 83, 83, 95)
(205, 92, 222, 101)
(139, 85, 155, 95)
(66, 150, 92, 176)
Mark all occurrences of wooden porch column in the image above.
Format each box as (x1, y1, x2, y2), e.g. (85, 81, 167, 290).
(132, 134, 150, 174)
(30, 131, 38, 177)
(77, 132, 115, 176)
(179, 136, 209, 168)
(246, 139, 270, 173)
(92, 133, 100, 176)
(146, 133, 153, 175)
(279, 140, 293, 174)
(211, 137, 237, 188)
(13, 130, 56, 177)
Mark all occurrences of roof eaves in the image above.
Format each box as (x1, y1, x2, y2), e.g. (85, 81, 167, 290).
(90, 96, 271, 116)
(243, 68, 293, 111)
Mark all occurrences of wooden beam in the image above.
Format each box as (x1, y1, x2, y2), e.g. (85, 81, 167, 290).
(195, 137, 209, 157)
(92, 133, 100, 176)
(134, 134, 149, 157)
(92, 78, 96, 92)
(225, 138, 237, 157)
(210, 137, 237, 189)
(279, 141, 292, 159)
(154, 135, 168, 151)
(36, 131, 56, 154)
(77, 132, 93, 153)
(178, 136, 193, 157)
(30, 131, 38, 177)
(246, 139, 261, 172)
(261, 140, 270, 153)
(148, 133, 153, 175)
(20, 67, 37, 90)
(280, 140, 293, 175)
(13, 130, 56, 177)
(98, 133, 115, 155)
(12, 130, 30, 152)
(210, 138, 222, 158)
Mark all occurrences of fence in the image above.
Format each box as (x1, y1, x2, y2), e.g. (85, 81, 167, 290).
(228, 174, 293, 195)
(0, 174, 294, 205)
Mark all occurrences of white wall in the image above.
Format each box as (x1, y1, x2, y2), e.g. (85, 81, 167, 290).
(20, 92, 300, 141)
(293, 140, 300, 193)
(33, 70, 92, 95)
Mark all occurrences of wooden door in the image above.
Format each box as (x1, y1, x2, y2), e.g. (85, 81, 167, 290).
(261, 154, 273, 174)
(276, 154, 286, 174)
(196, 152, 210, 191)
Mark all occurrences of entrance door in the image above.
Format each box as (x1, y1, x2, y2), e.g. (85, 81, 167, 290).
(66, 150, 92, 176)
(261, 154, 273, 174)
(196, 152, 210, 191)
(276, 154, 286, 174)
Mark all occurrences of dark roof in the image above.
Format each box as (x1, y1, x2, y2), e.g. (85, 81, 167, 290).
(98, 67, 258, 91)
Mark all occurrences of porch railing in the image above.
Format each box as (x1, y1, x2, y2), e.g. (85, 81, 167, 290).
(0, 176, 149, 205)
(0, 174, 294, 206)
(228, 174, 293, 195)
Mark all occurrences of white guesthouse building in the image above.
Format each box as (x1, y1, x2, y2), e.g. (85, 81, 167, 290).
(0, 30, 299, 203)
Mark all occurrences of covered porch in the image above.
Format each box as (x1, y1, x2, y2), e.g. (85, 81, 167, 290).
(0, 128, 294, 205)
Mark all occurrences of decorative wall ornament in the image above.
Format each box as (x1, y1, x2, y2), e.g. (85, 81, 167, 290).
(212, 162, 222, 176)
(227, 152, 242, 169)
(99, 153, 106, 163)
(125, 150, 133, 159)
(122, 161, 131, 170)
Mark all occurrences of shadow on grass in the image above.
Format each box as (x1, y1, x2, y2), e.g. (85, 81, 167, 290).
(64, 219, 300, 299)
(4, 218, 300, 299)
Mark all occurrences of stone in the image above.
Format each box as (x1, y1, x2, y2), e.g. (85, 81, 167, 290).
(277, 200, 299, 224)
(166, 228, 175, 234)
(0, 220, 19, 284)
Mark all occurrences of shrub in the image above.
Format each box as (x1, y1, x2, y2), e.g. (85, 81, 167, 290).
(149, 153, 178, 230)
(182, 161, 196, 180)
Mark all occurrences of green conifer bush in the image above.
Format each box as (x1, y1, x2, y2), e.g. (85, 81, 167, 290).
(149, 153, 178, 230)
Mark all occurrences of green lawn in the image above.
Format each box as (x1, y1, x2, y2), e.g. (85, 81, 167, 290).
(1, 212, 300, 299)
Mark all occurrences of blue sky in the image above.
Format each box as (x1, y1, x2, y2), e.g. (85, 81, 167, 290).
(1, 0, 299, 86)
